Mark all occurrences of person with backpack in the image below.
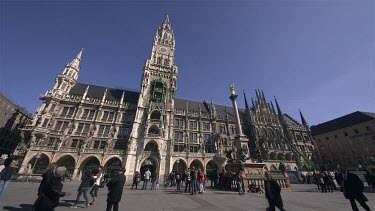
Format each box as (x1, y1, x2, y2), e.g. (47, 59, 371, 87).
(89, 166, 103, 205)
(131, 171, 140, 189)
(70, 169, 93, 208)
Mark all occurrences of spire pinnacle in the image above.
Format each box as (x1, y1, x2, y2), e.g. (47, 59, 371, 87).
(299, 109, 308, 127)
(243, 90, 250, 111)
(164, 13, 170, 24)
(274, 97, 283, 116)
(69, 48, 84, 70)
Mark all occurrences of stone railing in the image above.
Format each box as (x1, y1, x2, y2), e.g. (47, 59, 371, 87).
(244, 173, 291, 190)
(32, 146, 56, 151)
(106, 149, 125, 155)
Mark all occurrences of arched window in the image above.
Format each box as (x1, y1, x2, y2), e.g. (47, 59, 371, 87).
(157, 57, 162, 65)
(148, 125, 159, 135)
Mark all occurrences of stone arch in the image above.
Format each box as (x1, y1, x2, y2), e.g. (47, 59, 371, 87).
(140, 157, 159, 180)
(205, 160, 218, 177)
(264, 166, 269, 171)
(148, 125, 160, 135)
(150, 111, 161, 120)
(286, 164, 292, 170)
(104, 156, 122, 175)
(55, 154, 76, 172)
(144, 140, 158, 152)
(79, 156, 101, 173)
(189, 159, 204, 172)
(172, 158, 187, 173)
(270, 164, 278, 171)
(27, 153, 50, 174)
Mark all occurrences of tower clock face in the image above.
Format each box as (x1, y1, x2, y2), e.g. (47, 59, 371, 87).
(158, 47, 168, 54)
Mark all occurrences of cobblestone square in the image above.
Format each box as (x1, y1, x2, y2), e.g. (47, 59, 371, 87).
(2, 181, 374, 211)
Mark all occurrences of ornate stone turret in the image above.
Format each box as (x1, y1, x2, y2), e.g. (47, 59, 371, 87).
(52, 48, 83, 98)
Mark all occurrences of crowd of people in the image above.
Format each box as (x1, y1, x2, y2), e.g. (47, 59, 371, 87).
(0, 158, 373, 211)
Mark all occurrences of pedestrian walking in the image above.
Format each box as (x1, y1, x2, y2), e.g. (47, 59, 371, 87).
(89, 166, 103, 205)
(131, 171, 140, 189)
(198, 169, 205, 193)
(184, 169, 191, 193)
(38, 163, 58, 196)
(190, 166, 197, 195)
(142, 168, 151, 190)
(339, 166, 372, 211)
(264, 172, 286, 211)
(236, 169, 245, 195)
(32, 167, 70, 211)
(0, 158, 18, 201)
(106, 168, 126, 211)
(70, 169, 93, 208)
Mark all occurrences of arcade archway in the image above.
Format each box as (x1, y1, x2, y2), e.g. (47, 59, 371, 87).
(104, 157, 122, 175)
(56, 155, 75, 173)
(206, 160, 218, 177)
(28, 153, 50, 174)
(140, 157, 158, 180)
(172, 159, 187, 173)
(190, 159, 204, 172)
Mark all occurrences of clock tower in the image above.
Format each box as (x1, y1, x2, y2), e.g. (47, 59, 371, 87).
(125, 14, 178, 177)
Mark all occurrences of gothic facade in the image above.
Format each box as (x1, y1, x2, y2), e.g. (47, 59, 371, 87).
(17, 15, 315, 180)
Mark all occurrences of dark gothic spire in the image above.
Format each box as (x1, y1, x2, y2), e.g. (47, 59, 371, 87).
(299, 109, 308, 127)
(243, 90, 250, 111)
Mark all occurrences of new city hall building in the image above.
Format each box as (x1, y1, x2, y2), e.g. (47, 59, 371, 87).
(17, 15, 315, 180)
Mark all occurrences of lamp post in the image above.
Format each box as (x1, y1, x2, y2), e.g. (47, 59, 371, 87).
(31, 152, 42, 174)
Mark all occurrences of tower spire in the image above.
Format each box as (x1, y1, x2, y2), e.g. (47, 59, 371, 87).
(243, 90, 250, 111)
(299, 109, 308, 127)
(68, 48, 83, 70)
(274, 97, 283, 116)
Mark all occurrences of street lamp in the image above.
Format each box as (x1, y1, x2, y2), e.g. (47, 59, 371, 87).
(31, 152, 42, 174)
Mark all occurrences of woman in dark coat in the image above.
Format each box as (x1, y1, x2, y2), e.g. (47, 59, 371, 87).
(264, 172, 286, 211)
(33, 167, 69, 211)
(106, 168, 126, 211)
(70, 169, 93, 208)
(38, 163, 57, 196)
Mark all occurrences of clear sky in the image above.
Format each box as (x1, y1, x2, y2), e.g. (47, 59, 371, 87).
(1, 0, 374, 126)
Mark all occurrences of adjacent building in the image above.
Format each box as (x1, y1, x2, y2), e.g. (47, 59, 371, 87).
(0, 92, 32, 155)
(16, 15, 315, 179)
(311, 111, 375, 171)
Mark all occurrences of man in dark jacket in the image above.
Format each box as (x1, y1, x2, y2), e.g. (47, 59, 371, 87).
(33, 167, 69, 211)
(106, 168, 126, 211)
(38, 162, 57, 196)
(264, 172, 286, 211)
(340, 166, 371, 211)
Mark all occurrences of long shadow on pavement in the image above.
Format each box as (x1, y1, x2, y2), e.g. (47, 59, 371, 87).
(3, 204, 33, 210)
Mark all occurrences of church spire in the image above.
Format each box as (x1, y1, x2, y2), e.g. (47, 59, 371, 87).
(274, 97, 283, 116)
(243, 90, 250, 111)
(68, 48, 83, 71)
(299, 109, 309, 127)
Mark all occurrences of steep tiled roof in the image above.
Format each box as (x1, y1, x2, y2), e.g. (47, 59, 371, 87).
(311, 111, 375, 136)
(69, 82, 139, 104)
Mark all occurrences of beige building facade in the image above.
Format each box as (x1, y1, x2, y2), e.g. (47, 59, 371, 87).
(311, 111, 375, 171)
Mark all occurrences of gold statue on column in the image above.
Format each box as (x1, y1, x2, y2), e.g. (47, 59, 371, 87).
(230, 83, 236, 95)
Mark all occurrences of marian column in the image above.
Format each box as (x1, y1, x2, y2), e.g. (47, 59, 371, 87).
(229, 84, 251, 161)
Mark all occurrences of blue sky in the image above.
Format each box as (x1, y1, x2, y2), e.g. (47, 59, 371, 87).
(1, 0, 374, 125)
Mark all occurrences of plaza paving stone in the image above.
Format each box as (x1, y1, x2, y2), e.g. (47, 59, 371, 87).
(2, 181, 374, 211)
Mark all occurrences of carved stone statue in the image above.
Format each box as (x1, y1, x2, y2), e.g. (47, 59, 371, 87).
(230, 83, 236, 95)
